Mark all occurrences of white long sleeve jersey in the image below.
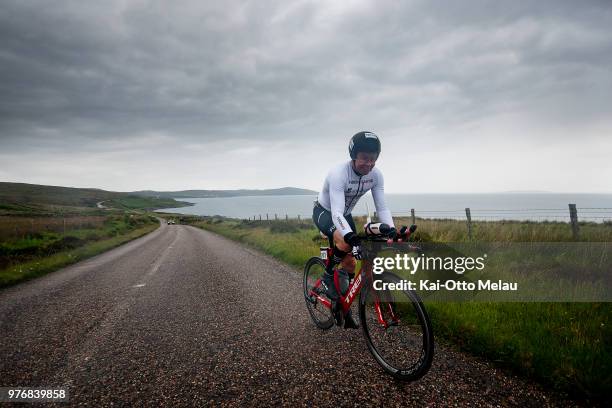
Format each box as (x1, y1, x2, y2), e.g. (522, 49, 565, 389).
(317, 161, 394, 236)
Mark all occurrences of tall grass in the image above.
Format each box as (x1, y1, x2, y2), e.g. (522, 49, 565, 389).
(0, 214, 159, 287)
(0, 215, 107, 240)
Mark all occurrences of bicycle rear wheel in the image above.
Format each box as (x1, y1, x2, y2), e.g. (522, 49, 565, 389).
(359, 272, 434, 381)
(303, 257, 334, 330)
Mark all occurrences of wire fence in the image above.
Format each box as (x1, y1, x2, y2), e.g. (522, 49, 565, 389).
(0, 215, 108, 240)
(245, 207, 612, 222)
(242, 205, 612, 240)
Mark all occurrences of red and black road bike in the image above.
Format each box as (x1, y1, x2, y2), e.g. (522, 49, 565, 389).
(303, 224, 434, 381)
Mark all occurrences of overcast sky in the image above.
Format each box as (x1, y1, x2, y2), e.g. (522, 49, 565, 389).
(0, 0, 611, 193)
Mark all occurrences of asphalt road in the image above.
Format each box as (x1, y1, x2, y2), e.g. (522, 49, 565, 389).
(0, 223, 582, 406)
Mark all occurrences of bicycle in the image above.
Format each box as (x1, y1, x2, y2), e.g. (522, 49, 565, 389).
(303, 224, 434, 381)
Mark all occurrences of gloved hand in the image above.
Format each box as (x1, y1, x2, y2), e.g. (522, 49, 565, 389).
(351, 246, 364, 260)
(399, 225, 417, 240)
(387, 227, 398, 240)
(343, 232, 361, 247)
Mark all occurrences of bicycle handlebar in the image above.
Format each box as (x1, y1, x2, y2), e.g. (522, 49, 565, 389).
(359, 223, 417, 242)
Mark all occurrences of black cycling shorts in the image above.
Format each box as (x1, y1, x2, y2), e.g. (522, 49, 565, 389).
(312, 202, 356, 242)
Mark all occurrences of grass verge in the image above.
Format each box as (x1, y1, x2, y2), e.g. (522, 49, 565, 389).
(0, 215, 159, 288)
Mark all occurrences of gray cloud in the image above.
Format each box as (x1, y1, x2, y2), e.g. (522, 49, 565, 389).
(0, 0, 611, 191)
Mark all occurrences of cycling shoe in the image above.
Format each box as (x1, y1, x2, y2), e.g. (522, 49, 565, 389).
(344, 309, 359, 329)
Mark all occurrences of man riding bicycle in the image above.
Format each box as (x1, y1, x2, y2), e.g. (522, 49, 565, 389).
(312, 131, 397, 329)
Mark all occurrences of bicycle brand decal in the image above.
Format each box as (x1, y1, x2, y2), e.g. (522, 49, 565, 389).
(344, 273, 362, 304)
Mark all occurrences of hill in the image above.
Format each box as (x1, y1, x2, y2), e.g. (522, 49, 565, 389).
(131, 187, 318, 198)
(0, 182, 191, 214)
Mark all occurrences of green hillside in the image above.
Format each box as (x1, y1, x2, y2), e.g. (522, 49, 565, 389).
(0, 182, 191, 214)
(131, 186, 318, 198)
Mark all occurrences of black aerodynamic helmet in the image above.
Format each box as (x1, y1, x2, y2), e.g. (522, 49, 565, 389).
(349, 131, 381, 160)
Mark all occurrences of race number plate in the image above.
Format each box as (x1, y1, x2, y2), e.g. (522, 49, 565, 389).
(320, 247, 328, 260)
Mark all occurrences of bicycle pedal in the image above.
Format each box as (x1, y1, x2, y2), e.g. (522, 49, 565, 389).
(331, 302, 344, 326)
(385, 319, 399, 327)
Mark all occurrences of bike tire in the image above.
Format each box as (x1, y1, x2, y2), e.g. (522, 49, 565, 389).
(359, 272, 434, 381)
(303, 257, 334, 330)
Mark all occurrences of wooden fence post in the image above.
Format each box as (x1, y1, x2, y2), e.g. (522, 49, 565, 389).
(569, 204, 579, 240)
(411, 209, 415, 225)
(285, 214, 288, 221)
(465, 208, 472, 240)
(266, 213, 269, 221)
(297, 215, 301, 222)
(259, 214, 261, 221)
(275, 214, 278, 221)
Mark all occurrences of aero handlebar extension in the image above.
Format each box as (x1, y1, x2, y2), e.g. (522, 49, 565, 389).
(361, 223, 417, 242)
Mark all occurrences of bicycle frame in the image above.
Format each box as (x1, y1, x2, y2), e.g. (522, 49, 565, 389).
(308, 247, 400, 329)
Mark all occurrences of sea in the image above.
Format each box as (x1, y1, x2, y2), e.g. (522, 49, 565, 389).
(157, 193, 612, 223)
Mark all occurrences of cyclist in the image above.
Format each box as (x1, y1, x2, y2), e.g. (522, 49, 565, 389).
(312, 131, 396, 329)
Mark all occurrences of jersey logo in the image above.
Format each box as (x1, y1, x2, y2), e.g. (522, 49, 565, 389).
(335, 216, 346, 229)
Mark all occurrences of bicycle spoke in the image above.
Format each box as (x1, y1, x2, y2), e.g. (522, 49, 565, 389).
(360, 273, 433, 380)
(303, 257, 334, 330)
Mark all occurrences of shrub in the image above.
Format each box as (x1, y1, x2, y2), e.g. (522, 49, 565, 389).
(85, 232, 99, 241)
(45, 236, 85, 253)
(269, 223, 299, 233)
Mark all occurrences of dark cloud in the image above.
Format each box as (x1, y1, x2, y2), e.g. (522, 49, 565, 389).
(0, 0, 610, 191)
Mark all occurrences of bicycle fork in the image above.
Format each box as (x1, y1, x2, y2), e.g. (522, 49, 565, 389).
(373, 296, 400, 328)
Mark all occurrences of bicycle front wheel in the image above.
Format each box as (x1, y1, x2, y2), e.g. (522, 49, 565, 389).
(303, 257, 334, 330)
(359, 272, 434, 381)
